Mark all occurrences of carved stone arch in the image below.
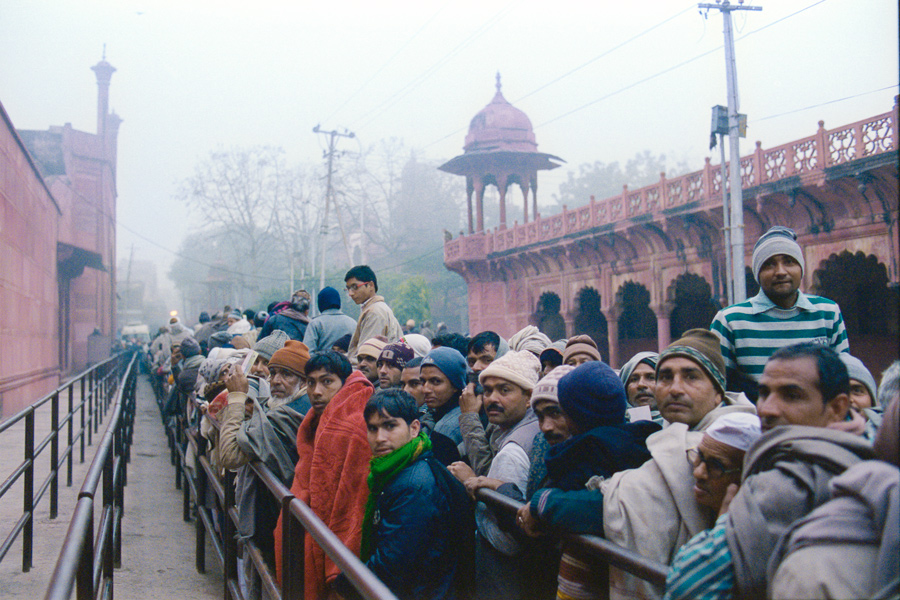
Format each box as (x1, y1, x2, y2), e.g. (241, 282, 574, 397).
(625, 227, 656, 257)
(789, 188, 831, 233)
(615, 281, 658, 359)
(642, 223, 673, 253)
(573, 286, 609, 361)
(665, 272, 719, 340)
(533, 291, 567, 341)
(603, 232, 638, 262)
(810, 250, 897, 376)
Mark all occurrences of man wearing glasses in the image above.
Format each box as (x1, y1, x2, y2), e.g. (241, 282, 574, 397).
(344, 264, 403, 364)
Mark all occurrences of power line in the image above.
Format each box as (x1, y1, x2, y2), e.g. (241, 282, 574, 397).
(350, 1, 518, 130)
(323, 3, 451, 124)
(756, 85, 898, 121)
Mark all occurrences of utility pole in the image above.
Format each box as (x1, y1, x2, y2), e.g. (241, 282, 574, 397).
(699, 0, 761, 303)
(313, 125, 355, 291)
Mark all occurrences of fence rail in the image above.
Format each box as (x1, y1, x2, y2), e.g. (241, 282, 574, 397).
(0, 353, 127, 573)
(42, 353, 138, 600)
(159, 378, 668, 599)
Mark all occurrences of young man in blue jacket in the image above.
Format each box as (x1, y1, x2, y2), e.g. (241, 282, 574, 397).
(334, 388, 475, 600)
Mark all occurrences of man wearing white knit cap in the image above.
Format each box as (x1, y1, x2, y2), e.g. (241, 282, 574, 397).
(448, 350, 542, 598)
(711, 226, 849, 395)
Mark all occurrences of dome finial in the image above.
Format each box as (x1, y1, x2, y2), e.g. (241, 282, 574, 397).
(496, 71, 502, 93)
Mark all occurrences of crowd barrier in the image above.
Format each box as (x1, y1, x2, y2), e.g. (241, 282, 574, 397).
(42, 352, 138, 600)
(0, 353, 128, 574)
(159, 377, 669, 599)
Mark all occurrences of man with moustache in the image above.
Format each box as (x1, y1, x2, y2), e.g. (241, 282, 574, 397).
(376, 341, 414, 390)
(356, 336, 388, 388)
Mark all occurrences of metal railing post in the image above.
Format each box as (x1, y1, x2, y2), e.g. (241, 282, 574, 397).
(87, 371, 94, 446)
(223, 470, 238, 600)
(80, 377, 86, 463)
(23, 411, 34, 572)
(76, 508, 94, 599)
(67, 384, 74, 487)
(50, 393, 59, 519)
(283, 497, 304, 600)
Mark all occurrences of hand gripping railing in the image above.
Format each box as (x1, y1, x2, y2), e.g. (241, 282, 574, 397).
(475, 487, 669, 588)
(42, 353, 138, 600)
(0, 353, 127, 573)
(171, 413, 398, 600)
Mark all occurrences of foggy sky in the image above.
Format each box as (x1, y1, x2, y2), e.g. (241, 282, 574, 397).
(1, 0, 897, 302)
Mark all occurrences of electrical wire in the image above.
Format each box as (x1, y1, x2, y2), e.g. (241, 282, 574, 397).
(756, 85, 898, 121)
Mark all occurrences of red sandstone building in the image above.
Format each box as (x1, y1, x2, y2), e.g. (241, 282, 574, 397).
(0, 59, 119, 416)
(443, 83, 899, 376)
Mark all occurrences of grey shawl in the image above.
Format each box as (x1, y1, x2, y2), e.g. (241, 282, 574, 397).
(768, 459, 899, 599)
(725, 426, 875, 600)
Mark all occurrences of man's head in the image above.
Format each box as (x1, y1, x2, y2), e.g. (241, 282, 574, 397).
(420, 347, 467, 410)
(305, 351, 353, 415)
(478, 350, 541, 429)
(656, 329, 726, 429)
(364, 389, 421, 458)
(431, 332, 471, 358)
(290, 290, 311, 313)
(467, 331, 501, 373)
(402, 334, 432, 358)
(357, 337, 389, 384)
(377, 341, 414, 389)
(251, 329, 289, 378)
(531, 365, 576, 445)
(344, 265, 378, 305)
(267, 340, 311, 400)
(757, 343, 850, 432)
(557, 361, 627, 433)
(199, 311, 211, 324)
(226, 309, 242, 326)
(752, 226, 805, 308)
(690, 413, 761, 512)
(317, 286, 341, 312)
(539, 342, 566, 378)
(563, 335, 602, 367)
(180, 337, 201, 360)
(839, 354, 877, 411)
(879, 361, 900, 410)
(619, 352, 659, 408)
(401, 357, 425, 406)
(332, 333, 352, 355)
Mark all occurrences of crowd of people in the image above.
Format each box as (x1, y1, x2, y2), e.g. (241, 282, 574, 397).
(148, 230, 899, 600)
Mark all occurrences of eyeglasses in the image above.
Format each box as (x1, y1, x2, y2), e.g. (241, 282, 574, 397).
(345, 281, 370, 292)
(686, 448, 741, 479)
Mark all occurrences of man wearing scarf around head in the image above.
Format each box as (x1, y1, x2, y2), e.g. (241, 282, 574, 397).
(333, 388, 475, 600)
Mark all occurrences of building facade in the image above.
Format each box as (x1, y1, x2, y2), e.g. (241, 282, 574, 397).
(0, 59, 119, 416)
(444, 92, 899, 376)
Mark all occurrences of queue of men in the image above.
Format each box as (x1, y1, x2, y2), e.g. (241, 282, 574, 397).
(149, 227, 899, 600)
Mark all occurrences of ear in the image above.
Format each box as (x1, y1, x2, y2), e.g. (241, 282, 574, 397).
(824, 392, 850, 424)
(410, 419, 421, 437)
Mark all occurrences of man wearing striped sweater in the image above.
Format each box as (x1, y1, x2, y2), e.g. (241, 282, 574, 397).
(711, 226, 849, 395)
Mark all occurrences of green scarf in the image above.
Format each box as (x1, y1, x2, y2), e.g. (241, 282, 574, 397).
(360, 431, 432, 561)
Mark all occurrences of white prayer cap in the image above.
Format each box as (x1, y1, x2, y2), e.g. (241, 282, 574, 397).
(705, 413, 762, 452)
(403, 334, 432, 359)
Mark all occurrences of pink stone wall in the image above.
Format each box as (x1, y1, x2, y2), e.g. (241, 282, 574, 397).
(0, 104, 61, 417)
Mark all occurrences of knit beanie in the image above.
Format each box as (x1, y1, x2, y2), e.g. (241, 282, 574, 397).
(268, 340, 311, 377)
(563, 335, 602, 364)
(479, 350, 542, 391)
(421, 347, 468, 391)
(658, 329, 726, 395)
(508, 325, 552, 356)
(402, 334, 432, 358)
(199, 311, 210, 323)
(539, 345, 564, 367)
(379, 341, 415, 369)
(317, 286, 341, 311)
(557, 361, 627, 431)
(180, 336, 201, 358)
(619, 352, 659, 387)
(254, 329, 289, 361)
(839, 354, 877, 402)
(228, 309, 243, 320)
(752, 226, 805, 282)
(358, 336, 389, 360)
(531, 365, 575, 409)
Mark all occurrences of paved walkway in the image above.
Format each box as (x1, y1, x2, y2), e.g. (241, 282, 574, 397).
(0, 373, 222, 598)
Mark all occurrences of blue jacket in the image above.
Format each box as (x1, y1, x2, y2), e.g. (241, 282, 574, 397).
(335, 452, 473, 600)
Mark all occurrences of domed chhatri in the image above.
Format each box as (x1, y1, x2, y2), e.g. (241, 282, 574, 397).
(440, 73, 564, 233)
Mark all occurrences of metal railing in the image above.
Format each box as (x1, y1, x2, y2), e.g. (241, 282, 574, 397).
(43, 353, 138, 600)
(162, 389, 398, 600)
(161, 384, 668, 599)
(0, 353, 127, 573)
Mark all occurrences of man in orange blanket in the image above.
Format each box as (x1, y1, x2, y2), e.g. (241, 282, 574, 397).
(274, 350, 373, 599)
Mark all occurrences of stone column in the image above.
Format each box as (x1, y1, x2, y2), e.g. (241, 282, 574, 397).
(652, 303, 674, 352)
(498, 175, 508, 229)
(475, 179, 485, 232)
(466, 176, 474, 234)
(603, 305, 622, 368)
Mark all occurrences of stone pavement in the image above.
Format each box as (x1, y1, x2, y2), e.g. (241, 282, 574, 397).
(0, 373, 222, 598)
